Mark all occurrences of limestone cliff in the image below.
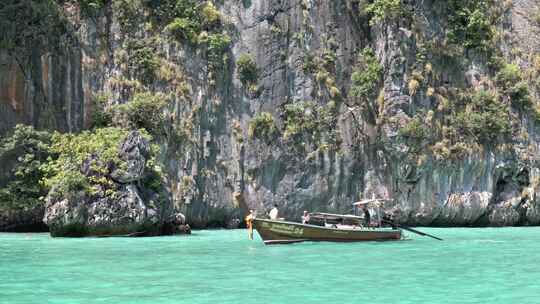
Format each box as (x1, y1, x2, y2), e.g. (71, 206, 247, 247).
(0, 0, 84, 134)
(2, 0, 540, 228)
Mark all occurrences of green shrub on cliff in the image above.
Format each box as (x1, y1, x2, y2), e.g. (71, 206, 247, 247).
(280, 101, 341, 153)
(76, 0, 106, 16)
(365, 0, 406, 25)
(112, 92, 168, 137)
(495, 63, 531, 109)
(495, 63, 521, 86)
(350, 48, 382, 99)
(399, 113, 435, 156)
(89, 92, 168, 137)
(236, 54, 258, 85)
(350, 47, 383, 124)
(283, 102, 319, 142)
(200, 1, 222, 28)
(507, 81, 531, 110)
(126, 40, 160, 84)
(112, 0, 146, 31)
(404, 89, 513, 160)
(165, 17, 200, 44)
(302, 54, 317, 74)
(90, 94, 113, 129)
(399, 115, 429, 145)
(0, 125, 52, 210)
(146, 0, 196, 21)
(248, 112, 278, 143)
(447, 0, 496, 50)
(204, 33, 231, 67)
(40, 128, 138, 198)
(161, 0, 224, 43)
(454, 90, 510, 144)
(146, 0, 231, 80)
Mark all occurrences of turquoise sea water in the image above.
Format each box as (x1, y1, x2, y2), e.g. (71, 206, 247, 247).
(1, 228, 540, 304)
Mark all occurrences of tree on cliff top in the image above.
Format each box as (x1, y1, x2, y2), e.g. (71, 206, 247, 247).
(0, 125, 52, 210)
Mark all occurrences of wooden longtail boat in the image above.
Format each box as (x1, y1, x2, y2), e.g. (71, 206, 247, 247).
(252, 217, 402, 245)
(249, 198, 442, 244)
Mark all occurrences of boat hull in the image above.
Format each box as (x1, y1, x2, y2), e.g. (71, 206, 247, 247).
(252, 218, 401, 245)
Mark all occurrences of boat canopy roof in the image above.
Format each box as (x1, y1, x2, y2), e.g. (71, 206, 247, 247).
(309, 212, 364, 220)
(353, 198, 392, 206)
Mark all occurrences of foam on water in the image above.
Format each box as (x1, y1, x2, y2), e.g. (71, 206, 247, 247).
(1, 227, 539, 304)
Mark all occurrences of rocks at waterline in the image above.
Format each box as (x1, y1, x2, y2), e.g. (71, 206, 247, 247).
(43, 131, 186, 237)
(0, 205, 48, 232)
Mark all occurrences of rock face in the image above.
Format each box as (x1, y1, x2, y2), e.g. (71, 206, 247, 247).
(3, 0, 540, 228)
(0, 8, 84, 135)
(44, 184, 167, 236)
(0, 206, 48, 232)
(43, 131, 183, 236)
